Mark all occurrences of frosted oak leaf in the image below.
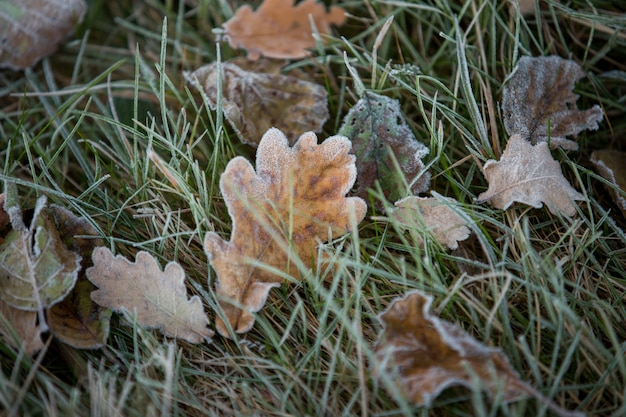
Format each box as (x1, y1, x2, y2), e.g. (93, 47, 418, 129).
(374, 291, 585, 417)
(186, 61, 329, 147)
(86, 247, 213, 344)
(389, 194, 471, 250)
(204, 128, 366, 337)
(477, 135, 584, 216)
(501, 55, 603, 150)
(222, 0, 346, 60)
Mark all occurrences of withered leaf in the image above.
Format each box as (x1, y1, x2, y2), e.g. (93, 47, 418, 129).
(501, 55, 603, 150)
(0, 298, 44, 355)
(374, 291, 529, 405)
(0, 0, 87, 70)
(338, 92, 430, 203)
(204, 128, 366, 337)
(590, 149, 626, 217)
(477, 134, 584, 216)
(374, 291, 585, 417)
(86, 247, 213, 344)
(47, 206, 110, 350)
(223, 0, 346, 60)
(0, 195, 81, 313)
(389, 194, 471, 250)
(186, 61, 329, 147)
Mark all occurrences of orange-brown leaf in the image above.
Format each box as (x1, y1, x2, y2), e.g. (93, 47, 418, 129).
(374, 291, 527, 406)
(205, 128, 366, 337)
(222, 0, 346, 60)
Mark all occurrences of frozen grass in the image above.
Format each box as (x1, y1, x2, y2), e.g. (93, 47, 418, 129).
(1, 0, 625, 416)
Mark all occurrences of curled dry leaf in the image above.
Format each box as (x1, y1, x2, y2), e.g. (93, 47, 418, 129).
(0, 0, 87, 70)
(223, 0, 346, 60)
(374, 291, 585, 417)
(186, 61, 329, 147)
(205, 128, 366, 337)
(477, 134, 584, 216)
(46, 206, 110, 350)
(501, 55, 603, 150)
(389, 194, 471, 250)
(86, 247, 213, 344)
(590, 149, 626, 217)
(374, 291, 528, 405)
(338, 92, 430, 203)
(0, 195, 81, 315)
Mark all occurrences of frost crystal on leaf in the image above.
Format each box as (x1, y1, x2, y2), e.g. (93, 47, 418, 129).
(204, 128, 366, 337)
(501, 55, 603, 150)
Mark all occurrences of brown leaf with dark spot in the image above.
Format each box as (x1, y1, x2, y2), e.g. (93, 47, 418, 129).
(590, 149, 626, 217)
(204, 128, 366, 337)
(374, 291, 585, 417)
(222, 0, 346, 60)
(477, 134, 584, 216)
(338, 92, 430, 204)
(501, 55, 603, 150)
(0, 0, 86, 70)
(186, 61, 329, 147)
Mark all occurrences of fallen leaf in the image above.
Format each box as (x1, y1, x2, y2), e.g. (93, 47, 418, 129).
(338, 92, 430, 203)
(374, 291, 529, 406)
(389, 194, 471, 250)
(0, 193, 8, 233)
(590, 149, 626, 217)
(204, 128, 366, 336)
(0, 0, 87, 70)
(47, 206, 110, 349)
(186, 61, 329, 147)
(222, 0, 346, 60)
(477, 134, 584, 216)
(501, 55, 603, 150)
(86, 247, 213, 344)
(0, 195, 81, 314)
(0, 298, 44, 355)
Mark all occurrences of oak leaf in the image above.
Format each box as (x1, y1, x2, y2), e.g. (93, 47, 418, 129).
(338, 92, 430, 203)
(590, 149, 626, 217)
(389, 194, 471, 250)
(0, 0, 86, 70)
(374, 291, 529, 406)
(374, 291, 586, 417)
(222, 0, 346, 60)
(86, 247, 213, 344)
(501, 55, 603, 150)
(477, 134, 584, 216)
(204, 128, 366, 337)
(186, 61, 329, 147)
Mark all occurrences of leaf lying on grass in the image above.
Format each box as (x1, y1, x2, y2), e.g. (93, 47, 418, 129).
(590, 149, 626, 217)
(338, 92, 430, 203)
(205, 127, 366, 337)
(0, 195, 81, 316)
(501, 55, 603, 150)
(186, 61, 329, 147)
(0, 0, 87, 70)
(46, 206, 110, 349)
(222, 0, 346, 60)
(477, 134, 584, 216)
(0, 298, 44, 355)
(86, 247, 213, 344)
(374, 291, 585, 417)
(387, 194, 471, 250)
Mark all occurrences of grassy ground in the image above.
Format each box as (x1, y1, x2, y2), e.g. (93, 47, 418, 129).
(1, 0, 625, 416)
